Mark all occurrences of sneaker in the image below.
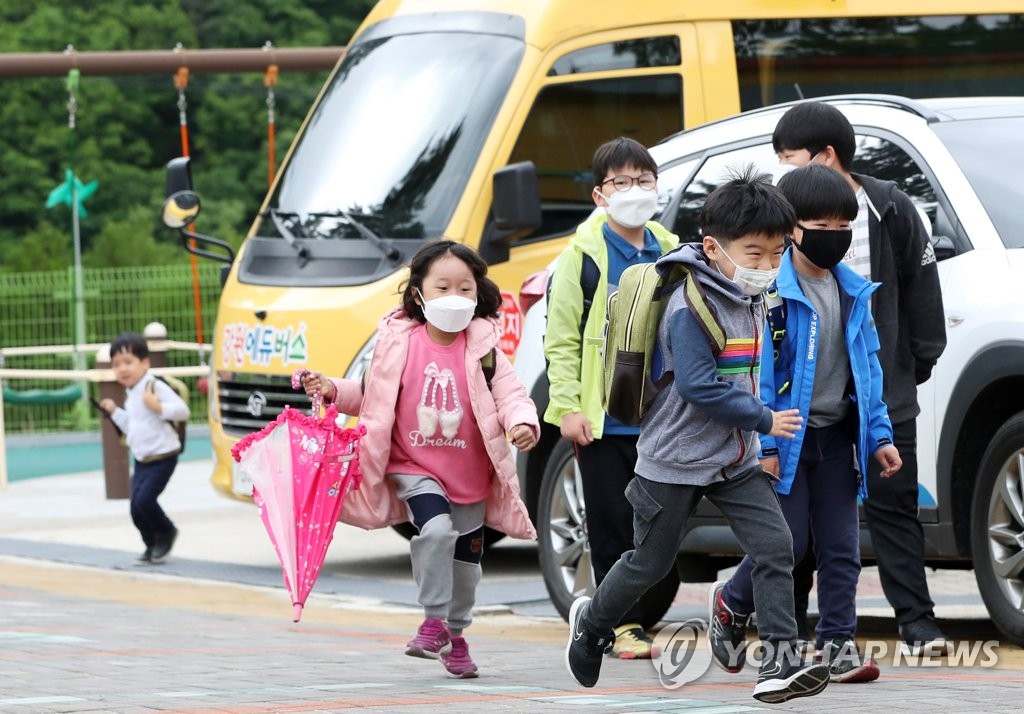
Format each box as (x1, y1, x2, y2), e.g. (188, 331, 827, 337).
(441, 636, 479, 678)
(707, 580, 749, 673)
(752, 643, 830, 704)
(150, 527, 178, 563)
(610, 624, 659, 659)
(564, 596, 613, 688)
(405, 617, 452, 659)
(899, 617, 951, 656)
(819, 638, 880, 683)
(133, 547, 152, 565)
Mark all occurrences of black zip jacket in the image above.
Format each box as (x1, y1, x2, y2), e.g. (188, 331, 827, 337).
(853, 172, 947, 424)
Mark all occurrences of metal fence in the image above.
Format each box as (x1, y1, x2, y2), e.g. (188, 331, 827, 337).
(1, 264, 221, 434)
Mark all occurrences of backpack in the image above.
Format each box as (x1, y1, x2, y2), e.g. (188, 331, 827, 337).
(148, 375, 190, 454)
(602, 260, 725, 426)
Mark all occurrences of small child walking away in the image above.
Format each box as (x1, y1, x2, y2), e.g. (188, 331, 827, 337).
(99, 332, 190, 564)
(711, 164, 902, 684)
(301, 240, 539, 679)
(564, 167, 830, 704)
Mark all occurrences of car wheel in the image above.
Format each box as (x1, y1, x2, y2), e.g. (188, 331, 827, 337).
(537, 438, 679, 628)
(971, 411, 1024, 646)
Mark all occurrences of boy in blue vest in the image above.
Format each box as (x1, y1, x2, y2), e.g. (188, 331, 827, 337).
(565, 167, 830, 704)
(710, 164, 902, 683)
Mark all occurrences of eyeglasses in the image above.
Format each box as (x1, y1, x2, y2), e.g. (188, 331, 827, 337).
(601, 173, 657, 192)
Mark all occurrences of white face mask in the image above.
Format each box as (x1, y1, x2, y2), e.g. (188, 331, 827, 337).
(597, 185, 659, 229)
(712, 240, 779, 296)
(417, 289, 477, 332)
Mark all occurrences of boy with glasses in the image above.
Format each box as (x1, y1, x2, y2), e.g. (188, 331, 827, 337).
(545, 137, 678, 659)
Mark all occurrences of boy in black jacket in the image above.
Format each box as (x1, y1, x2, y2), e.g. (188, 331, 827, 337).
(772, 101, 948, 654)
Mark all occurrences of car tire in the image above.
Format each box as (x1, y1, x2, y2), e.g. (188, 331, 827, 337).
(537, 438, 679, 628)
(971, 411, 1024, 646)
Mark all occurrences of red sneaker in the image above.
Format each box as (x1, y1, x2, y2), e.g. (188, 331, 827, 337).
(441, 636, 479, 678)
(405, 617, 452, 659)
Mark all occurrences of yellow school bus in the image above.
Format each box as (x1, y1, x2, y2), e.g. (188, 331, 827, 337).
(164, 1, 1023, 516)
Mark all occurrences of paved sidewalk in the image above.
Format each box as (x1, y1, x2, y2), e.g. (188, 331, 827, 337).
(1, 460, 1021, 713)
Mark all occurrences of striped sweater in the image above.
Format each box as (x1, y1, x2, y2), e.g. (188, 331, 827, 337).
(636, 243, 774, 486)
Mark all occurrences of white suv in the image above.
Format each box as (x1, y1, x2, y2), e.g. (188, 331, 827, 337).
(512, 95, 1024, 644)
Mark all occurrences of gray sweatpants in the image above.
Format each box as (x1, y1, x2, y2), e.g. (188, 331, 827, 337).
(587, 467, 798, 644)
(389, 474, 485, 634)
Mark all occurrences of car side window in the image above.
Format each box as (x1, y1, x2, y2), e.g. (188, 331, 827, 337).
(851, 134, 962, 259)
(670, 143, 777, 241)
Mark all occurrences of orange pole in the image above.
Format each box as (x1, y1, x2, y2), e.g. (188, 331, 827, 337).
(175, 65, 204, 346)
(264, 63, 278, 187)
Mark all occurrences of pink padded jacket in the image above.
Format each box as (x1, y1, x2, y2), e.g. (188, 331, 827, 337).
(328, 309, 539, 540)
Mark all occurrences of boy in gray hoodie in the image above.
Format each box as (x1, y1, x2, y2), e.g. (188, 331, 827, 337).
(564, 169, 829, 704)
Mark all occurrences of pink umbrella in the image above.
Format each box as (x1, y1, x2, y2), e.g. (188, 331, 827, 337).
(231, 371, 365, 622)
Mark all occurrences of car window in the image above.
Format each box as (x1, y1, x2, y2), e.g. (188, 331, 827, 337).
(668, 133, 959, 257)
(508, 74, 683, 243)
(670, 143, 777, 241)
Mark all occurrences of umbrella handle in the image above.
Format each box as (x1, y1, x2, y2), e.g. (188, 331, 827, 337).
(291, 368, 322, 416)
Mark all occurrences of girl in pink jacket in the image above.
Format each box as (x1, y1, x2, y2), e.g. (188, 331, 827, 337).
(302, 240, 539, 679)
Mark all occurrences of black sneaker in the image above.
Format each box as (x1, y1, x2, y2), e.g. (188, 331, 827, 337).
(899, 617, 951, 656)
(752, 643, 830, 703)
(819, 638, 880, 683)
(564, 596, 612, 688)
(150, 527, 178, 564)
(134, 547, 152, 565)
(707, 580, 749, 673)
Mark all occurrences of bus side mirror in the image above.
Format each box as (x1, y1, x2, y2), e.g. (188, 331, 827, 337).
(162, 191, 201, 228)
(165, 156, 193, 197)
(492, 161, 541, 242)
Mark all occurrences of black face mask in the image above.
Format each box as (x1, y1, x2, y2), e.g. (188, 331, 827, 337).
(795, 225, 853, 269)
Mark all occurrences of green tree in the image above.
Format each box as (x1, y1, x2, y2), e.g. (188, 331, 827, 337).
(0, 0, 373, 272)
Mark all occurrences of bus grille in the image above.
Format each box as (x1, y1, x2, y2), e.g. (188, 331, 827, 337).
(218, 373, 312, 435)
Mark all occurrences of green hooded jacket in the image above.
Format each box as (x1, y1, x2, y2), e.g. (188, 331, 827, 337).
(543, 211, 678, 439)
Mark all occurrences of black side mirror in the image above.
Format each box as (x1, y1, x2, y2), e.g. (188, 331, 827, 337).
(165, 156, 193, 197)
(492, 161, 541, 242)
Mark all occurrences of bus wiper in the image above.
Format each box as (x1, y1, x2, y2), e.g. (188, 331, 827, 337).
(267, 208, 311, 267)
(336, 210, 401, 263)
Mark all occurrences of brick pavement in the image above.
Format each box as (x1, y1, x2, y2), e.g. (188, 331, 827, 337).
(1, 461, 1022, 712)
(2, 557, 1023, 714)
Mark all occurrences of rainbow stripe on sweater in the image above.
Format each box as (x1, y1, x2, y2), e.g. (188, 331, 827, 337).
(715, 337, 761, 375)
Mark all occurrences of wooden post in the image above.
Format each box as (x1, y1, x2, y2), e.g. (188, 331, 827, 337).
(96, 345, 130, 500)
(144, 322, 169, 369)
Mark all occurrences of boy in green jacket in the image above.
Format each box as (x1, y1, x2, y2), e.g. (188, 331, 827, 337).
(544, 137, 677, 658)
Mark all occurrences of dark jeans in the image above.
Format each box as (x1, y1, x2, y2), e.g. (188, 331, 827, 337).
(575, 435, 678, 628)
(794, 419, 936, 627)
(724, 417, 861, 646)
(131, 456, 177, 547)
(587, 468, 797, 645)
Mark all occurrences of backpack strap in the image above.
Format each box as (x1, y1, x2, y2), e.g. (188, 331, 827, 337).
(658, 265, 726, 355)
(765, 287, 787, 362)
(481, 348, 496, 390)
(578, 252, 599, 335)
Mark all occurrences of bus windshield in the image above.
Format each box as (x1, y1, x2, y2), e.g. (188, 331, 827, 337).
(267, 30, 524, 242)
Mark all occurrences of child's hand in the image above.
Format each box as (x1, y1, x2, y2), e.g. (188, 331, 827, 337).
(874, 444, 902, 477)
(510, 424, 537, 451)
(560, 412, 593, 445)
(300, 371, 335, 401)
(769, 409, 802, 438)
(142, 384, 162, 414)
(98, 398, 116, 415)
(759, 456, 781, 482)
